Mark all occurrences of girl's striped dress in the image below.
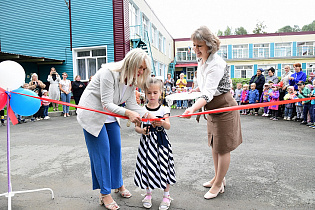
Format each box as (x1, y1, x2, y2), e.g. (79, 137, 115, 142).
(134, 105, 176, 189)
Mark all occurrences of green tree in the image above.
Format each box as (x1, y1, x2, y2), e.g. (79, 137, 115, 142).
(224, 26, 233, 36)
(302, 20, 315, 31)
(253, 21, 267, 34)
(217, 30, 223, 36)
(293, 25, 301, 32)
(234, 26, 248, 35)
(277, 25, 301, 33)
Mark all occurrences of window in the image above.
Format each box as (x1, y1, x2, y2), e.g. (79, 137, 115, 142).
(234, 65, 253, 78)
(73, 46, 107, 81)
(158, 33, 163, 52)
(186, 67, 196, 80)
(176, 47, 196, 61)
(253, 43, 269, 58)
(142, 15, 149, 41)
(257, 64, 277, 77)
(275, 42, 292, 57)
(297, 41, 315, 56)
(232, 44, 248, 59)
(217, 45, 227, 59)
(280, 64, 294, 76)
(151, 25, 156, 45)
(306, 63, 315, 76)
(163, 37, 166, 54)
(169, 43, 171, 59)
(129, 3, 139, 39)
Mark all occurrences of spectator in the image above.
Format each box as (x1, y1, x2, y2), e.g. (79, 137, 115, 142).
(29, 73, 46, 97)
(176, 86, 182, 109)
(164, 73, 175, 89)
(310, 81, 315, 128)
(192, 71, 198, 89)
(234, 83, 242, 106)
(289, 63, 307, 90)
(47, 67, 61, 111)
(283, 86, 296, 120)
(176, 73, 187, 88)
(181, 86, 188, 109)
(268, 84, 280, 121)
(296, 81, 311, 125)
(0, 109, 4, 126)
(72, 75, 86, 106)
(248, 83, 259, 116)
(42, 90, 50, 120)
(240, 84, 249, 115)
(265, 67, 279, 84)
(308, 72, 315, 83)
(261, 83, 271, 117)
(59, 72, 72, 118)
(249, 68, 265, 98)
(281, 65, 293, 91)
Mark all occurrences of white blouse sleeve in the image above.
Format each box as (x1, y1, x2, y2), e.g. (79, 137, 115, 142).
(200, 62, 224, 103)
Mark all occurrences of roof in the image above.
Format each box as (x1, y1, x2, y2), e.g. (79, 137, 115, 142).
(0, 51, 65, 64)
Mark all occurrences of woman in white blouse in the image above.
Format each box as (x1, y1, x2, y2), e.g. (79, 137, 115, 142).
(77, 48, 155, 210)
(184, 26, 242, 199)
(59, 72, 72, 117)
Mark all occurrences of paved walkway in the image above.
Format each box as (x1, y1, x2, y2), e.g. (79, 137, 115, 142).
(0, 109, 314, 209)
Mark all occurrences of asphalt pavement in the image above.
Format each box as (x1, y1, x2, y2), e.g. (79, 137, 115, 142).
(0, 109, 314, 210)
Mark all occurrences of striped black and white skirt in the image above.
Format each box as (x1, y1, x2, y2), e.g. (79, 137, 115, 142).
(134, 130, 176, 190)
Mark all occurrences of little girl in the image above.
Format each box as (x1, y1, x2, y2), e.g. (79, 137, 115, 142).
(268, 84, 280, 120)
(134, 78, 176, 210)
(240, 84, 249, 115)
(283, 86, 296, 120)
(260, 83, 270, 116)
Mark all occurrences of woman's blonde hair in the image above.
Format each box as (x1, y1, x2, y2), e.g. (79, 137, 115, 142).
(110, 48, 151, 89)
(190, 26, 221, 54)
(144, 77, 163, 93)
(191, 26, 221, 54)
(31, 73, 38, 80)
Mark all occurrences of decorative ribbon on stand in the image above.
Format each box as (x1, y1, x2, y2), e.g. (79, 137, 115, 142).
(0, 88, 18, 125)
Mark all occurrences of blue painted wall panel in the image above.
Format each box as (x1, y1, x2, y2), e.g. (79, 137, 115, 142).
(302, 63, 306, 73)
(228, 45, 232, 59)
(277, 64, 282, 77)
(230, 65, 234, 78)
(293, 42, 297, 56)
(249, 44, 253, 58)
(270, 43, 275, 58)
(254, 64, 258, 74)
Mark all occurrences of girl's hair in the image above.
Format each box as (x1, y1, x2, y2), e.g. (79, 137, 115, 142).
(144, 77, 163, 93)
(293, 63, 301, 68)
(62, 72, 68, 77)
(75, 75, 81, 80)
(191, 26, 221, 54)
(108, 48, 151, 89)
(243, 84, 249, 88)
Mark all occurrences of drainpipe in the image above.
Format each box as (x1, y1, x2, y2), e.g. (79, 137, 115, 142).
(65, 0, 73, 50)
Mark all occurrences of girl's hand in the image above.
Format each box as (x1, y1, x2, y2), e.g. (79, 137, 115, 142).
(142, 127, 150, 135)
(152, 119, 163, 127)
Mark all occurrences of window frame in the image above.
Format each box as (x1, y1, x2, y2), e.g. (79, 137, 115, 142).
(234, 65, 253, 78)
(232, 44, 249, 59)
(297, 41, 315, 56)
(274, 42, 292, 57)
(253, 43, 270, 58)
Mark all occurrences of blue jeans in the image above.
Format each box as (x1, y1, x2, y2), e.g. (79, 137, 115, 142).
(284, 107, 293, 118)
(176, 100, 182, 108)
(182, 100, 188, 108)
(61, 92, 71, 114)
(310, 104, 315, 123)
(43, 105, 49, 117)
(83, 122, 123, 194)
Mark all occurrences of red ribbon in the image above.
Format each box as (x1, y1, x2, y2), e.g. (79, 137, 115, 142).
(6, 90, 315, 123)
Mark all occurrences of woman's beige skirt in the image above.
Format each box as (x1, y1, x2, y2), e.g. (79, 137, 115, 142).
(205, 92, 242, 153)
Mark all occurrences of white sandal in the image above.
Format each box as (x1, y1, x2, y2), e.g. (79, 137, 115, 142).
(114, 188, 132, 198)
(159, 195, 173, 210)
(141, 192, 152, 209)
(203, 177, 226, 188)
(99, 194, 120, 210)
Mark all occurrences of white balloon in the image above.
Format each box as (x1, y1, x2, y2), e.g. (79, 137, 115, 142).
(0, 60, 25, 91)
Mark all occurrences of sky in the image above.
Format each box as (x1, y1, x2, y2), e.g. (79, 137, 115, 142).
(145, 0, 315, 38)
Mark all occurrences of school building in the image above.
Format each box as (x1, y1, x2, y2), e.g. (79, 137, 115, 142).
(173, 31, 315, 86)
(0, 0, 173, 82)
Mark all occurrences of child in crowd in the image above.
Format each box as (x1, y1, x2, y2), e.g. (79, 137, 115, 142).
(181, 87, 188, 109)
(261, 83, 270, 116)
(310, 81, 315, 128)
(268, 84, 280, 120)
(248, 83, 259, 116)
(240, 84, 249, 115)
(230, 86, 235, 97)
(296, 81, 311, 125)
(42, 90, 50, 120)
(234, 83, 242, 106)
(176, 86, 182, 109)
(134, 77, 175, 210)
(0, 109, 5, 126)
(283, 86, 296, 120)
(171, 86, 176, 109)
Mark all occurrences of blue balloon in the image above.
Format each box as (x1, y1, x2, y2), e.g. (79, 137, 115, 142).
(10, 88, 41, 116)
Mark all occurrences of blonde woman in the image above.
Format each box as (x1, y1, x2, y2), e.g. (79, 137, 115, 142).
(183, 26, 242, 199)
(59, 72, 72, 117)
(77, 48, 155, 210)
(28, 73, 46, 96)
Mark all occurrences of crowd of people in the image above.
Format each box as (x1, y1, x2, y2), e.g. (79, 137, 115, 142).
(10, 67, 86, 124)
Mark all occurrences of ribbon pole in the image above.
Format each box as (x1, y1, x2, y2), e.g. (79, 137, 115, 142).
(6, 90, 12, 210)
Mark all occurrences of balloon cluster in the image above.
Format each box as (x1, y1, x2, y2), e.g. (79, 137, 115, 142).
(0, 61, 41, 118)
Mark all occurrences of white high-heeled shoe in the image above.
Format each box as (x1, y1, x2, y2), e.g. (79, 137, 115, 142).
(203, 177, 226, 188)
(204, 183, 224, 199)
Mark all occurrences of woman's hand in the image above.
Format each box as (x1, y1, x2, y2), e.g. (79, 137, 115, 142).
(125, 110, 141, 124)
(189, 88, 196, 93)
(182, 107, 194, 119)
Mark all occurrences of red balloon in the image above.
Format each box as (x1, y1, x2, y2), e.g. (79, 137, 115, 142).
(0, 89, 7, 110)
